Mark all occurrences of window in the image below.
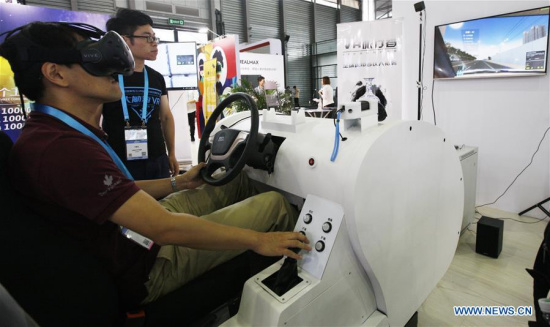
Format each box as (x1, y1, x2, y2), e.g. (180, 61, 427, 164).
(302, 0, 337, 9)
(153, 28, 175, 42)
(342, 0, 360, 9)
(177, 31, 208, 44)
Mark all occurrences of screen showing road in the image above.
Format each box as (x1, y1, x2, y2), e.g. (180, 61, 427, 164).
(434, 7, 549, 79)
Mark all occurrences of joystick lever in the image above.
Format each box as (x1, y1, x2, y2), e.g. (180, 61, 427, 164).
(262, 247, 303, 296)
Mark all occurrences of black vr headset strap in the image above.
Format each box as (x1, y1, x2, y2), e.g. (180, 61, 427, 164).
(57, 22, 105, 40)
(19, 93, 27, 120)
(2, 26, 87, 67)
(0, 24, 24, 42)
(24, 47, 82, 65)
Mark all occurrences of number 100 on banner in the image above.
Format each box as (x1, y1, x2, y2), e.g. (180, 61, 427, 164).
(0, 105, 28, 142)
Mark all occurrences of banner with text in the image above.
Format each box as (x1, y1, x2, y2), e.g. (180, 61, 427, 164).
(0, 3, 110, 142)
(240, 52, 285, 91)
(337, 19, 403, 120)
(196, 35, 240, 136)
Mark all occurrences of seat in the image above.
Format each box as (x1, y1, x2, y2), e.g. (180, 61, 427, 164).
(0, 131, 119, 326)
(0, 131, 275, 326)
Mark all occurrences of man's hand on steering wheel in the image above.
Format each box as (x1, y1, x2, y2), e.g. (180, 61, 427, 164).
(198, 93, 259, 186)
(177, 163, 206, 190)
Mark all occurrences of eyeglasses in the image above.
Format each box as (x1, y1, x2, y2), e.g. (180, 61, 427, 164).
(125, 35, 160, 43)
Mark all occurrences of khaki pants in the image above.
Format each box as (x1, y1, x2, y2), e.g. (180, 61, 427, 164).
(142, 173, 298, 303)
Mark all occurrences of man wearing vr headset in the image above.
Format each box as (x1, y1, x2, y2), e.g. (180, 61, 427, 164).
(0, 22, 309, 311)
(102, 9, 178, 181)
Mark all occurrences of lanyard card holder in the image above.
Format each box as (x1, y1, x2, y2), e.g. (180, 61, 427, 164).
(125, 126, 148, 161)
(121, 227, 154, 249)
(31, 104, 153, 248)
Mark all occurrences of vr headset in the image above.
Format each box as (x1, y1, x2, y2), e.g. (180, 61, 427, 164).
(0, 22, 134, 77)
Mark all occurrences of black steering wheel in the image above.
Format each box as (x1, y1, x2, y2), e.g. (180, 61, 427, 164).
(198, 93, 259, 186)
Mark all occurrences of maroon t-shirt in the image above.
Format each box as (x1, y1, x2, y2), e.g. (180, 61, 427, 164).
(8, 111, 160, 308)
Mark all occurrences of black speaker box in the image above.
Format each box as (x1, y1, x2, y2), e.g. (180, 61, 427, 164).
(414, 1, 425, 12)
(476, 216, 504, 258)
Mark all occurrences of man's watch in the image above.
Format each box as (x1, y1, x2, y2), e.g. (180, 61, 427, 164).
(170, 176, 178, 192)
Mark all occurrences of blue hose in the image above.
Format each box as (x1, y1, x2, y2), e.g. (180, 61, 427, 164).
(330, 111, 341, 162)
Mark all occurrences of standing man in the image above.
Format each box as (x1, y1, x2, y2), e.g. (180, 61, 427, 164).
(102, 9, 179, 180)
(293, 85, 300, 108)
(186, 90, 198, 142)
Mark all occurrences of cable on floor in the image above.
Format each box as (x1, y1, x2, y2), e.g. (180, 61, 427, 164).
(475, 208, 548, 224)
(476, 126, 550, 209)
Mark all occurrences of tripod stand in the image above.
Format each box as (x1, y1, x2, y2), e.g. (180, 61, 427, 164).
(519, 197, 550, 217)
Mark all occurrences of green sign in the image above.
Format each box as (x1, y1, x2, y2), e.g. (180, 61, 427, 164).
(168, 18, 184, 26)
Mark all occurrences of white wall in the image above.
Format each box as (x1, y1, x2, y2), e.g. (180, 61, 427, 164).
(167, 90, 194, 164)
(362, 0, 376, 20)
(394, 0, 550, 218)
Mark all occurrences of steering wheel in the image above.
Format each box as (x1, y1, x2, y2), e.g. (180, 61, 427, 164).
(198, 93, 259, 186)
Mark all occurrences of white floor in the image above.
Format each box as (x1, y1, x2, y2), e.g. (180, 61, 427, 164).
(190, 136, 199, 166)
(179, 135, 199, 171)
(418, 207, 546, 326)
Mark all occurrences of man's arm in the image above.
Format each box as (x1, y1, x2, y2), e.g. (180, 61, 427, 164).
(135, 163, 205, 199)
(109, 190, 310, 259)
(159, 94, 179, 176)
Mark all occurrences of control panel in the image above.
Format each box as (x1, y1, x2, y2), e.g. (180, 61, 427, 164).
(295, 194, 344, 280)
(339, 100, 377, 120)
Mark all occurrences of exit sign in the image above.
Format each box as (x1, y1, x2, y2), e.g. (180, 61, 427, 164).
(168, 18, 184, 26)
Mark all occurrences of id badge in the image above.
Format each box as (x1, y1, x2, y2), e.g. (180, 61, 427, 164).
(125, 127, 148, 160)
(121, 227, 155, 249)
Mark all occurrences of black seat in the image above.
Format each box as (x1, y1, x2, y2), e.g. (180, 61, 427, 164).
(0, 131, 276, 326)
(0, 131, 119, 326)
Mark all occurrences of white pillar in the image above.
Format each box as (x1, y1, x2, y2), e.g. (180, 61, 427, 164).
(362, 0, 376, 21)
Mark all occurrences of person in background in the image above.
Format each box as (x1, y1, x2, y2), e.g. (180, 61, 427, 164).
(255, 75, 265, 94)
(102, 9, 179, 180)
(293, 85, 300, 108)
(186, 90, 198, 142)
(318, 76, 334, 108)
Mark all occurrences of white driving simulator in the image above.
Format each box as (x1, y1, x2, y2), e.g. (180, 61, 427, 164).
(197, 93, 463, 327)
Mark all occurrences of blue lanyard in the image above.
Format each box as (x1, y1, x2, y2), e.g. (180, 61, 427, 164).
(118, 67, 149, 125)
(32, 103, 134, 180)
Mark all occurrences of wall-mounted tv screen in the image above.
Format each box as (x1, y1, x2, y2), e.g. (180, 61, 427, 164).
(146, 42, 198, 89)
(434, 6, 550, 79)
